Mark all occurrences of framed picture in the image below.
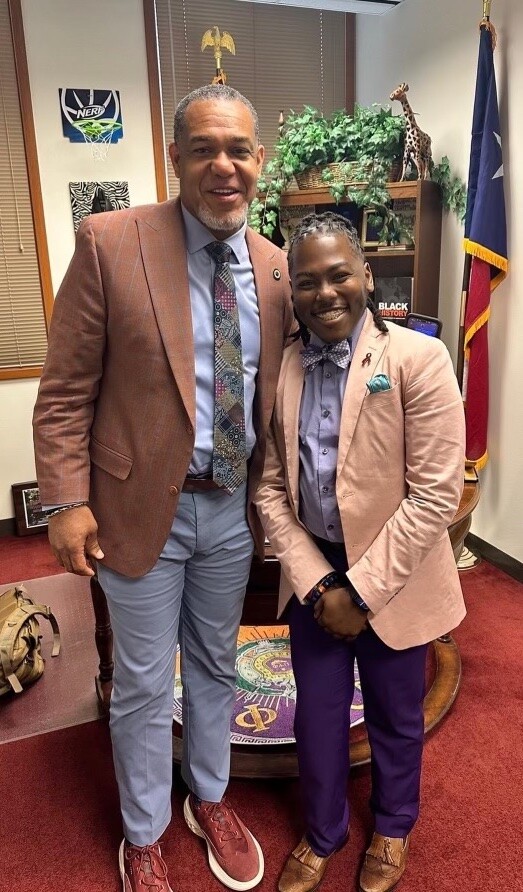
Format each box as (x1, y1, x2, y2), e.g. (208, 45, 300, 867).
(392, 198, 416, 246)
(278, 204, 315, 250)
(69, 181, 130, 232)
(361, 208, 383, 247)
(11, 482, 48, 536)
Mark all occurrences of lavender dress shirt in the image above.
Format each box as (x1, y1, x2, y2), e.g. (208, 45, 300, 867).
(298, 312, 366, 542)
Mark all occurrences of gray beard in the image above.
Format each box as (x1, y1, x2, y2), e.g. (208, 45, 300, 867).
(197, 204, 247, 235)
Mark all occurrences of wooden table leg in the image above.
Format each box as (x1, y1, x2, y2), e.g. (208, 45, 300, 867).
(90, 575, 113, 713)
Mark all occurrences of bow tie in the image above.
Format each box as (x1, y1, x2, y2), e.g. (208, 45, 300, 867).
(301, 339, 352, 372)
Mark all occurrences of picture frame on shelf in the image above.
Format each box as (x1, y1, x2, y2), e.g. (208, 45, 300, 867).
(391, 198, 416, 246)
(11, 482, 48, 536)
(361, 208, 383, 247)
(278, 204, 315, 250)
(362, 199, 416, 250)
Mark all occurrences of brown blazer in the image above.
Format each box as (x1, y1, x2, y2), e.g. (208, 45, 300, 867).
(33, 199, 294, 577)
(254, 310, 467, 650)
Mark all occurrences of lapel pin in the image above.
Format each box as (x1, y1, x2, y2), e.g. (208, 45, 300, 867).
(273, 269, 281, 280)
(362, 353, 372, 367)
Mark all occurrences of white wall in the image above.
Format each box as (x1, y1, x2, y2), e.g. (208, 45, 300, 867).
(0, 0, 157, 523)
(357, 0, 523, 563)
(2, 0, 522, 564)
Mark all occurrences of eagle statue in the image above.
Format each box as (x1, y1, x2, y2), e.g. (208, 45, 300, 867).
(201, 26, 236, 85)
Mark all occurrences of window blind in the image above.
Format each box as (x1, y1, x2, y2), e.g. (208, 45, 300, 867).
(154, 0, 347, 199)
(0, 0, 50, 378)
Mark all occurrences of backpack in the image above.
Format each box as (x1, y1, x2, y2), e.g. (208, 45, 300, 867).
(0, 584, 60, 696)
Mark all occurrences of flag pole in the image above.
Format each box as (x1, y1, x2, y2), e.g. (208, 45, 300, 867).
(457, 0, 496, 392)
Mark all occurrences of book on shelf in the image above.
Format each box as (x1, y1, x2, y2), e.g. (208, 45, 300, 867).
(373, 276, 413, 326)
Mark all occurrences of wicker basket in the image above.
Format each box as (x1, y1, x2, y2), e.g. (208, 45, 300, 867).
(295, 160, 401, 190)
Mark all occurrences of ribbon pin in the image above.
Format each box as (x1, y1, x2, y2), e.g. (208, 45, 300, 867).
(362, 353, 372, 367)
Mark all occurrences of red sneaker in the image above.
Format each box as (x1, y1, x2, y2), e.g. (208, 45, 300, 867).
(184, 794, 264, 890)
(119, 839, 174, 892)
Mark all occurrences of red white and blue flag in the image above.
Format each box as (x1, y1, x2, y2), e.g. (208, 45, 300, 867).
(463, 23, 508, 469)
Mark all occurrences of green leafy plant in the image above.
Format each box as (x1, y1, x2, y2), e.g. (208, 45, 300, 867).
(431, 156, 467, 221)
(249, 104, 406, 238)
(248, 104, 466, 244)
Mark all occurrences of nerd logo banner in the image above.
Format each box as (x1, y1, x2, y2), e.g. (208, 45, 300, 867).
(59, 88, 123, 143)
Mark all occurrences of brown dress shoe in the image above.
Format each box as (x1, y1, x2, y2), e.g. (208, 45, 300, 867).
(359, 833, 410, 892)
(278, 837, 335, 892)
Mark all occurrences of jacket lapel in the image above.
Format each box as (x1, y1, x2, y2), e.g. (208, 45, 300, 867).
(281, 343, 305, 511)
(137, 200, 196, 426)
(247, 229, 288, 437)
(337, 310, 389, 473)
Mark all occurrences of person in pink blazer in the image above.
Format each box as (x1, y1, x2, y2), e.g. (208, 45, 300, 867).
(254, 212, 466, 892)
(33, 85, 294, 892)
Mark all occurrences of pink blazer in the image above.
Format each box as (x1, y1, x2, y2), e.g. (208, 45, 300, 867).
(33, 199, 293, 577)
(254, 310, 466, 649)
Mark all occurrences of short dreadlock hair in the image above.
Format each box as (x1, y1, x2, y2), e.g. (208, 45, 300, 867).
(287, 211, 388, 343)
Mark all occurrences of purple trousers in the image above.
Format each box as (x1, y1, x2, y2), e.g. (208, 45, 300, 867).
(288, 541, 428, 857)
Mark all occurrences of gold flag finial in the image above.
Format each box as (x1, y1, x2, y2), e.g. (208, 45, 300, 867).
(201, 26, 236, 85)
(480, 1, 496, 49)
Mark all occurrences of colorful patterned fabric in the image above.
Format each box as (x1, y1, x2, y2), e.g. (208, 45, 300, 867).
(206, 241, 247, 493)
(300, 339, 352, 372)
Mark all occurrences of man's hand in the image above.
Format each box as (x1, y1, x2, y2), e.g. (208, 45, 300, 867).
(314, 586, 368, 640)
(48, 505, 104, 576)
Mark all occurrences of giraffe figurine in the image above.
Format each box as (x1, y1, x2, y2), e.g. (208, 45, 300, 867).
(389, 83, 432, 180)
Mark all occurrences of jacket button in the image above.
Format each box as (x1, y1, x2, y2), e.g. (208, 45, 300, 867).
(169, 485, 179, 495)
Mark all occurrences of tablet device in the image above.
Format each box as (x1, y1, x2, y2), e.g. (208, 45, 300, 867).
(405, 313, 442, 338)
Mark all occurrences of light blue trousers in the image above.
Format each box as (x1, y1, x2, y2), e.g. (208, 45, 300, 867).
(96, 485, 254, 846)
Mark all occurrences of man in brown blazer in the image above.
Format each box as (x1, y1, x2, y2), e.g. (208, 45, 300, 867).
(254, 212, 466, 892)
(33, 85, 294, 892)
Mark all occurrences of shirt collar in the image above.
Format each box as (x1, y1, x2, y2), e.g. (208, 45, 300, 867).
(181, 203, 248, 264)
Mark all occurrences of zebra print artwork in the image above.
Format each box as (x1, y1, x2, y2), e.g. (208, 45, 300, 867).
(69, 181, 130, 232)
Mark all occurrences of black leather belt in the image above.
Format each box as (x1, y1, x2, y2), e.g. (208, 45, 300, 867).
(182, 476, 222, 493)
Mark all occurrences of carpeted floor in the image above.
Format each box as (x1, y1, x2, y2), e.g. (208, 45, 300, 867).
(1, 536, 522, 891)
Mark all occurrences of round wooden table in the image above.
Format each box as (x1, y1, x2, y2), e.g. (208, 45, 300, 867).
(91, 478, 480, 776)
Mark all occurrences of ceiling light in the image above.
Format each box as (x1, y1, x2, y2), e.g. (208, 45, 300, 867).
(232, 0, 403, 15)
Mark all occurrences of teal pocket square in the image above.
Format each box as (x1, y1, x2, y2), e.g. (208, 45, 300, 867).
(366, 374, 391, 394)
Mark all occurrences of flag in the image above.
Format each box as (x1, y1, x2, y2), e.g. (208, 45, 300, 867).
(462, 23, 507, 469)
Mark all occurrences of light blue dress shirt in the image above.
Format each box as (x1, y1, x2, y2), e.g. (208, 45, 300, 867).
(298, 312, 366, 541)
(181, 206, 261, 476)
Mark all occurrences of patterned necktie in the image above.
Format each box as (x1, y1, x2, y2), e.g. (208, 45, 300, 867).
(205, 241, 247, 494)
(300, 339, 352, 372)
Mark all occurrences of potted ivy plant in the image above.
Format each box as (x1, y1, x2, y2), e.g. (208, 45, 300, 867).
(248, 103, 406, 238)
(248, 102, 466, 243)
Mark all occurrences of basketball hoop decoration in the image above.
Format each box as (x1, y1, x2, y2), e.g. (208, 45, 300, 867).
(59, 88, 123, 161)
(201, 26, 236, 85)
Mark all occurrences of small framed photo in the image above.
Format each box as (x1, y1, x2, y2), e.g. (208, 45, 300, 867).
(11, 482, 48, 536)
(278, 204, 315, 250)
(361, 209, 383, 247)
(392, 198, 416, 246)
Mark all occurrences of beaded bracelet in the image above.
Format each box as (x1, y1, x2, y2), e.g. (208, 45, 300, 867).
(303, 570, 343, 606)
